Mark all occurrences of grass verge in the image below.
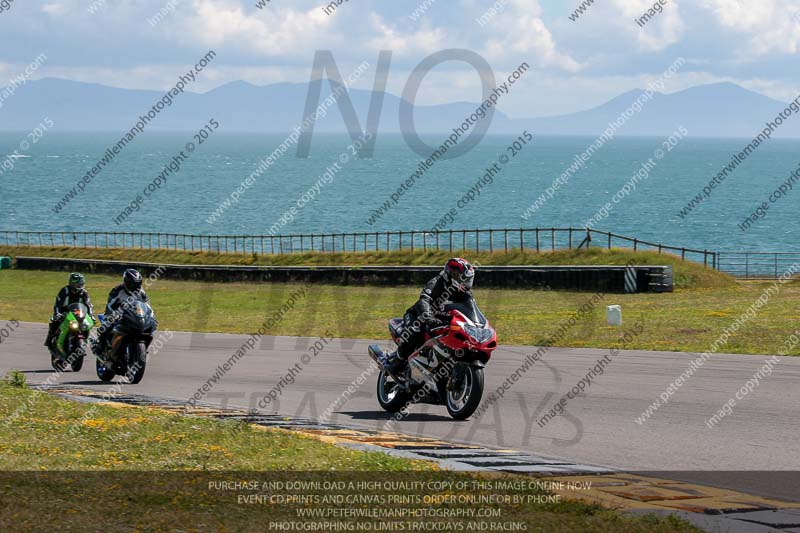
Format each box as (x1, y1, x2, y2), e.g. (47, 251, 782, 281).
(0, 377, 697, 532)
(0, 245, 732, 289)
(0, 269, 797, 355)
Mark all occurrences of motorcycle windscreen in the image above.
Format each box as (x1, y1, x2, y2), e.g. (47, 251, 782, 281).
(67, 302, 87, 322)
(121, 301, 156, 333)
(444, 295, 487, 326)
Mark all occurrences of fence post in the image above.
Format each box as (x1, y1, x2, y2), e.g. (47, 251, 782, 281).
(489, 230, 493, 253)
(775, 253, 778, 279)
(551, 228, 555, 251)
(535, 229, 540, 252)
(569, 228, 573, 249)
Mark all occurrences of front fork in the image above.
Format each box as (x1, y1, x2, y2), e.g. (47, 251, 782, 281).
(446, 361, 484, 391)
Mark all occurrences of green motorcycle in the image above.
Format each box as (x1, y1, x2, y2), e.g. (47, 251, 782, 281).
(50, 302, 94, 372)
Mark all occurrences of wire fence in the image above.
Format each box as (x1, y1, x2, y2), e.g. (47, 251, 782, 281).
(0, 227, 719, 264)
(716, 252, 800, 279)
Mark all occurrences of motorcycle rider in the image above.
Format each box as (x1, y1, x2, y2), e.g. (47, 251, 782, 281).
(94, 269, 149, 357)
(381, 258, 475, 374)
(44, 273, 95, 348)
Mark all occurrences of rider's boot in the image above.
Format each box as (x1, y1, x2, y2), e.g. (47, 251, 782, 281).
(93, 329, 109, 359)
(44, 320, 58, 348)
(384, 351, 407, 375)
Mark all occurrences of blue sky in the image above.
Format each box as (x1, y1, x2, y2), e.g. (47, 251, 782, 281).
(1, 0, 799, 117)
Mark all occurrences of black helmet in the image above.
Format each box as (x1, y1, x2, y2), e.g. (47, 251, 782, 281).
(443, 258, 475, 292)
(123, 269, 143, 292)
(68, 273, 85, 292)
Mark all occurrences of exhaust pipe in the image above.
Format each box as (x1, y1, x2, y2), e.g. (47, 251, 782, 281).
(367, 344, 384, 365)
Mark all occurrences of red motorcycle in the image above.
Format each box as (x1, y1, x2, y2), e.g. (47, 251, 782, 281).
(368, 299, 497, 420)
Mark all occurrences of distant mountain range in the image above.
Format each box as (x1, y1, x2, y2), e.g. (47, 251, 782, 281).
(1, 78, 799, 138)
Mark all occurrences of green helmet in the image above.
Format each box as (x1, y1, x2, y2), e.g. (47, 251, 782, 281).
(68, 273, 85, 291)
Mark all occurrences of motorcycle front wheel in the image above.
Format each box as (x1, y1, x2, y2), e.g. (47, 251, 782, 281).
(51, 351, 66, 372)
(126, 341, 147, 384)
(446, 365, 484, 420)
(376, 370, 410, 413)
(69, 338, 86, 372)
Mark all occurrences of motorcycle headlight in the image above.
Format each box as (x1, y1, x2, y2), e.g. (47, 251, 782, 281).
(463, 325, 493, 343)
(69, 321, 79, 331)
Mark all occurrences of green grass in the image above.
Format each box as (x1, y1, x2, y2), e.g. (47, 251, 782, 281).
(0, 244, 732, 289)
(1, 269, 797, 355)
(0, 376, 424, 471)
(0, 379, 698, 532)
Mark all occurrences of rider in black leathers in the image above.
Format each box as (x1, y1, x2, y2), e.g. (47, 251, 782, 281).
(44, 273, 95, 348)
(381, 258, 475, 374)
(94, 269, 149, 357)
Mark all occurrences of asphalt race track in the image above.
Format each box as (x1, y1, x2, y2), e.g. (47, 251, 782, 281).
(3, 322, 800, 502)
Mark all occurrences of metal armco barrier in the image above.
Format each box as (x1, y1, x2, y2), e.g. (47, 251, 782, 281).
(14, 257, 673, 293)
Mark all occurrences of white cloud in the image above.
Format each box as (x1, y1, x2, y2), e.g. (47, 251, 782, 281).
(41, 3, 66, 16)
(366, 13, 447, 56)
(606, 0, 685, 52)
(166, 0, 336, 57)
(701, 0, 800, 58)
(479, 0, 583, 71)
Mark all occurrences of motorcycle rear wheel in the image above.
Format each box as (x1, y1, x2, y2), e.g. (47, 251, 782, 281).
(96, 358, 115, 382)
(446, 365, 484, 420)
(376, 370, 410, 413)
